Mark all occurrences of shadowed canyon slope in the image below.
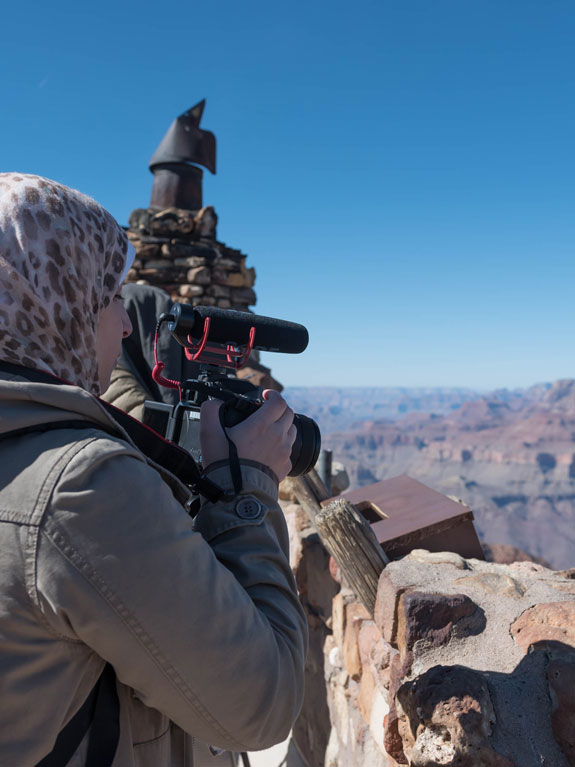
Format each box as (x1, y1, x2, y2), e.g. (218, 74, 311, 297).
(285, 381, 575, 569)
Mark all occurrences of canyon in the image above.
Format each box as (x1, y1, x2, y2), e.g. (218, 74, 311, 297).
(284, 380, 575, 569)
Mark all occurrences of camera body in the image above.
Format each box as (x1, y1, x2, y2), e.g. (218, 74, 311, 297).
(143, 305, 321, 477)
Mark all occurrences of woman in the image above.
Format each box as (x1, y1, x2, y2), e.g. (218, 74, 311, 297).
(0, 173, 307, 767)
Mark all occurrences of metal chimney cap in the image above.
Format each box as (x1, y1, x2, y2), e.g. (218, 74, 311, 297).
(149, 99, 216, 174)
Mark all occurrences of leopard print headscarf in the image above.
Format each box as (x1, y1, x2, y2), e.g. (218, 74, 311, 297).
(0, 173, 133, 395)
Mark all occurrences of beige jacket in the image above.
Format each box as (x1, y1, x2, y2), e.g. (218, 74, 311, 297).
(102, 366, 150, 422)
(0, 367, 307, 767)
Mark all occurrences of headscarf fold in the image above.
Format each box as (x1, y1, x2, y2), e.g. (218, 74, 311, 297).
(0, 173, 132, 394)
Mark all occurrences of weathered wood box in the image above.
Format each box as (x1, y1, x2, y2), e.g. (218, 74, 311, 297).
(323, 474, 484, 560)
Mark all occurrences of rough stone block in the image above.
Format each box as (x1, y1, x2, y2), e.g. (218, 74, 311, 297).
(358, 621, 382, 667)
(136, 242, 163, 261)
(396, 665, 514, 766)
(207, 284, 232, 299)
(282, 503, 305, 573)
(178, 285, 204, 298)
(332, 591, 350, 652)
(358, 621, 390, 681)
(279, 479, 298, 502)
(343, 602, 370, 681)
(374, 570, 412, 644)
(186, 266, 211, 285)
(218, 243, 243, 261)
(231, 286, 256, 305)
(358, 663, 391, 755)
(409, 549, 470, 569)
(174, 256, 207, 268)
(128, 208, 152, 232)
(396, 591, 484, 658)
(193, 205, 217, 239)
(165, 241, 218, 261)
(150, 207, 196, 236)
(232, 303, 252, 313)
(192, 296, 216, 306)
(331, 461, 350, 494)
(357, 622, 393, 752)
(454, 572, 525, 599)
(215, 257, 243, 270)
(547, 655, 575, 765)
(241, 264, 256, 287)
(138, 266, 185, 285)
(224, 272, 250, 288)
(211, 267, 228, 284)
(366, 685, 389, 758)
(358, 663, 377, 732)
(293, 532, 340, 767)
(137, 260, 171, 270)
(511, 601, 575, 653)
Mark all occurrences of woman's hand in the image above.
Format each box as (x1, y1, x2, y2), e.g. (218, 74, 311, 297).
(200, 390, 297, 482)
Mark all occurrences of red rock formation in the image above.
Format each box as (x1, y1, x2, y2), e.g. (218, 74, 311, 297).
(318, 382, 575, 568)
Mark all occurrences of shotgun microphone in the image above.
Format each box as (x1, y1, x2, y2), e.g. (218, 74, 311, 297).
(167, 304, 309, 355)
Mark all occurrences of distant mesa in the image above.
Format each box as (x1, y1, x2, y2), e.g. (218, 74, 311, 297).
(482, 542, 551, 568)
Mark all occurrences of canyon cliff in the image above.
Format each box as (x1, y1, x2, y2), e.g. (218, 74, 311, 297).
(285, 381, 575, 569)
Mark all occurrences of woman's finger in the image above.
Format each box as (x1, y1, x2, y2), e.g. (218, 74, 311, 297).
(245, 390, 288, 427)
(200, 398, 223, 434)
(275, 406, 294, 432)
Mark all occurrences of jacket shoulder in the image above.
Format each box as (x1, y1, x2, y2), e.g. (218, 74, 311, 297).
(101, 367, 148, 420)
(0, 426, 141, 527)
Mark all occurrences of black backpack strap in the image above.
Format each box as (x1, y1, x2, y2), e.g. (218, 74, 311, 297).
(37, 663, 119, 767)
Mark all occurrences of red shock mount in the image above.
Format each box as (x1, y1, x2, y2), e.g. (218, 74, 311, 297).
(152, 316, 256, 391)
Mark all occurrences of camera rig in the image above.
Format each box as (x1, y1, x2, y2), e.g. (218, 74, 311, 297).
(143, 304, 321, 478)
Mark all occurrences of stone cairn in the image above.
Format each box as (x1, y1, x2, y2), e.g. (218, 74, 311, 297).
(124, 100, 256, 310)
(125, 204, 256, 310)
(123, 100, 277, 389)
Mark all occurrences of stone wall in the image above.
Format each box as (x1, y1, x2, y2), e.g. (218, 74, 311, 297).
(280, 463, 350, 767)
(324, 550, 575, 767)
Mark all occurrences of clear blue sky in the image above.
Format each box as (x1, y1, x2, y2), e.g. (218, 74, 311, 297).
(2, 0, 574, 388)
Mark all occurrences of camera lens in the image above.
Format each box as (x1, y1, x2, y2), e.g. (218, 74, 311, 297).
(289, 414, 322, 477)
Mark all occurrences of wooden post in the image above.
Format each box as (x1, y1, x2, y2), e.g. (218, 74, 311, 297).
(288, 469, 389, 617)
(287, 469, 330, 526)
(315, 498, 389, 616)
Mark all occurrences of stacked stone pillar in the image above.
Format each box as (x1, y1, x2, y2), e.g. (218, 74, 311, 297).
(125, 205, 256, 309)
(124, 203, 282, 389)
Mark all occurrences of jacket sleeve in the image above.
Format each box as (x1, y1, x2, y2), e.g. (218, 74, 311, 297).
(35, 435, 308, 752)
(99, 367, 148, 421)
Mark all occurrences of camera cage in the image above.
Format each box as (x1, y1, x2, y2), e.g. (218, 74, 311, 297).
(143, 306, 321, 479)
(151, 312, 257, 392)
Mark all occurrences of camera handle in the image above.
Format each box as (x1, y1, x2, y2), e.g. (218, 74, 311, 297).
(190, 382, 263, 495)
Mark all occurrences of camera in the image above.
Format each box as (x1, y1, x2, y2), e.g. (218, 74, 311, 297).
(143, 304, 321, 477)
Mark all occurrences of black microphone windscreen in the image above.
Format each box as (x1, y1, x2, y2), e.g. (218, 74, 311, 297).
(187, 306, 309, 354)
